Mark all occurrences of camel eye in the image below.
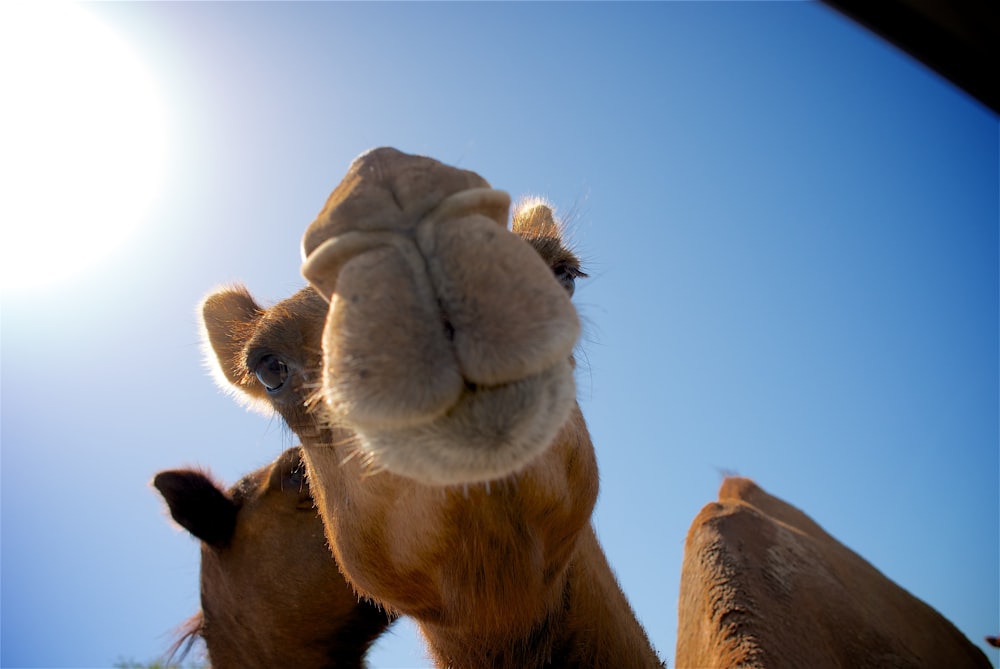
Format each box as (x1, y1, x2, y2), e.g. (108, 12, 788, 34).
(254, 355, 289, 394)
(553, 263, 582, 297)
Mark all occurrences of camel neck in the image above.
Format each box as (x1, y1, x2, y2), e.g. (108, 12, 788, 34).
(421, 524, 663, 669)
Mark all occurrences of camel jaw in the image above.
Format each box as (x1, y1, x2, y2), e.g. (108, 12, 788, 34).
(301, 148, 580, 485)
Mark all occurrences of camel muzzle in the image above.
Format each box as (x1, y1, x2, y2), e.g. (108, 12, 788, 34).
(299, 148, 581, 485)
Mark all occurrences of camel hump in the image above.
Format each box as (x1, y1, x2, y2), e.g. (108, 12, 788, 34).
(677, 478, 992, 668)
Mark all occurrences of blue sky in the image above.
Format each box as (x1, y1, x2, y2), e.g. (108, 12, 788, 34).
(1, 2, 996, 667)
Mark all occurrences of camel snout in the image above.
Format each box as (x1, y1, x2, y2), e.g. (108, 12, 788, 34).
(299, 147, 582, 483)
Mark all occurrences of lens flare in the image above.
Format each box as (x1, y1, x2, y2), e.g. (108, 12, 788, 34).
(0, 2, 168, 292)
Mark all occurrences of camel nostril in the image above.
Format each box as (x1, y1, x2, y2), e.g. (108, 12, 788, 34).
(437, 302, 456, 342)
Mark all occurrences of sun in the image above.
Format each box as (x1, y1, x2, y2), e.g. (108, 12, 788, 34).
(0, 2, 168, 293)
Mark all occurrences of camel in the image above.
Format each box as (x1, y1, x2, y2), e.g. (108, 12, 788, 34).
(153, 446, 393, 668)
(200, 148, 663, 668)
(675, 476, 991, 669)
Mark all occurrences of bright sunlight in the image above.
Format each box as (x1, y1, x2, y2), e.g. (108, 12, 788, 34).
(0, 3, 168, 293)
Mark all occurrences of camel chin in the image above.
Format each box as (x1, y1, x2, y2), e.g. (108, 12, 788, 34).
(353, 359, 577, 486)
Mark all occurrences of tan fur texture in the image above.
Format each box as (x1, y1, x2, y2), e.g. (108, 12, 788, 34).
(675, 477, 991, 669)
(154, 448, 392, 669)
(200, 149, 661, 668)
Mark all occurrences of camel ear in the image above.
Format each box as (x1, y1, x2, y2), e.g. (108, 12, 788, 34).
(153, 470, 238, 549)
(512, 198, 560, 238)
(200, 285, 273, 413)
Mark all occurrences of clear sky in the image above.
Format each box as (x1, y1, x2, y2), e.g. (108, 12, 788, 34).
(1, 2, 996, 667)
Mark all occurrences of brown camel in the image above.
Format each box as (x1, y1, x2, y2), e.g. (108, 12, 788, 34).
(153, 446, 393, 668)
(676, 476, 991, 669)
(200, 148, 663, 668)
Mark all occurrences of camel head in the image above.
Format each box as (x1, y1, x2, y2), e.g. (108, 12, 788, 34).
(153, 447, 392, 668)
(203, 148, 583, 486)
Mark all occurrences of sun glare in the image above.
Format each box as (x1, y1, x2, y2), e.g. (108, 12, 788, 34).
(0, 3, 168, 293)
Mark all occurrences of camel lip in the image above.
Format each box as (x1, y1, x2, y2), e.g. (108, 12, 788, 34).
(418, 187, 511, 231)
(300, 236, 337, 298)
(346, 359, 577, 487)
(301, 231, 402, 301)
(335, 371, 535, 434)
